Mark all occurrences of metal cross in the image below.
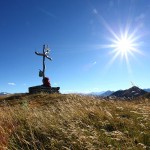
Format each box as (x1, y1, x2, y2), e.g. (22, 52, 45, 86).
(35, 45, 52, 79)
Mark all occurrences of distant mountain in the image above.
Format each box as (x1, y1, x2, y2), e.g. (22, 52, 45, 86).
(88, 91, 105, 96)
(110, 86, 147, 98)
(143, 89, 150, 92)
(87, 91, 114, 97)
(100, 90, 114, 97)
(0, 92, 10, 95)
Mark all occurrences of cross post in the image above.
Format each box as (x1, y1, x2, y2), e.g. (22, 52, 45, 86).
(35, 44, 52, 80)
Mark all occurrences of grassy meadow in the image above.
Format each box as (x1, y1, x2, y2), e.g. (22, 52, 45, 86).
(0, 93, 150, 150)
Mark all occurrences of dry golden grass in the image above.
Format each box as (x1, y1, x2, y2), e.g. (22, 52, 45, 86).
(0, 93, 150, 150)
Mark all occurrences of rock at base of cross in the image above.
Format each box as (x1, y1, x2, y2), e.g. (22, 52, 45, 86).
(28, 77, 60, 94)
(28, 86, 60, 94)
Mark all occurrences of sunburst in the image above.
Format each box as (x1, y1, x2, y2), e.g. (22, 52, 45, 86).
(104, 25, 143, 73)
(110, 30, 141, 59)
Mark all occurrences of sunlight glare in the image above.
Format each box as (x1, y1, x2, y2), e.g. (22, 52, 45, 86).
(104, 25, 143, 74)
(116, 37, 132, 54)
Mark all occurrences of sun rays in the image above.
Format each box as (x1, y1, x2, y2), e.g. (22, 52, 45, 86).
(102, 22, 144, 73)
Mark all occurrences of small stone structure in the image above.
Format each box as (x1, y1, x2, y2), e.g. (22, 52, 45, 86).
(28, 45, 60, 94)
(29, 86, 60, 94)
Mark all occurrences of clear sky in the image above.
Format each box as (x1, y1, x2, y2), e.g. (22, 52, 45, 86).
(1, 0, 150, 93)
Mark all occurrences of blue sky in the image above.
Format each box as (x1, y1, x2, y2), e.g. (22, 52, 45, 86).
(1, 0, 150, 93)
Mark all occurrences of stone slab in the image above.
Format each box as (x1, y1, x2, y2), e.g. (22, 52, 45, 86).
(29, 86, 60, 94)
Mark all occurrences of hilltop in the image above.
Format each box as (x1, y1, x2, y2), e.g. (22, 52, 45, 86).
(0, 93, 150, 149)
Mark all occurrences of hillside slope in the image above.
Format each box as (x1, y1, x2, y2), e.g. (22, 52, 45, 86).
(0, 93, 150, 149)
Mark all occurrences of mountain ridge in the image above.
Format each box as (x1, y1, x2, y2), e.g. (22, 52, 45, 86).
(1, 87, 150, 96)
(110, 86, 147, 98)
(0, 92, 10, 95)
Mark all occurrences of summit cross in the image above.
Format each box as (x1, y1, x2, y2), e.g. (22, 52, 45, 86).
(35, 44, 52, 79)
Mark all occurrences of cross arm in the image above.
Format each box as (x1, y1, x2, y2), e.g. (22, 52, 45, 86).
(35, 51, 52, 60)
(35, 51, 44, 56)
(45, 55, 52, 60)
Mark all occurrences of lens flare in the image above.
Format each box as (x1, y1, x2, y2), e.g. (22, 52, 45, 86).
(101, 22, 144, 74)
(116, 37, 133, 54)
